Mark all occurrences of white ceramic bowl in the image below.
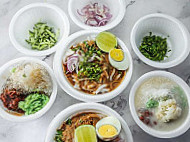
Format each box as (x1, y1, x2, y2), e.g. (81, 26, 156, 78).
(0, 57, 57, 122)
(68, 0, 127, 30)
(130, 13, 190, 68)
(129, 71, 190, 138)
(9, 3, 70, 56)
(45, 103, 133, 142)
(53, 30, 133, 102)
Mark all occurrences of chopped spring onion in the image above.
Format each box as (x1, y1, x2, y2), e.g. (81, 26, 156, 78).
(146, 99, 159, 108)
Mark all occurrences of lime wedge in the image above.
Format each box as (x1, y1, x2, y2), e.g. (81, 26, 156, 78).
(96, 32, 117, 53)
(75, 125, 97, 142)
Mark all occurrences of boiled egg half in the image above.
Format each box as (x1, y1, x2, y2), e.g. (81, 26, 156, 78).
(96, 116, 121, 141)
(109, 48, 129, 70)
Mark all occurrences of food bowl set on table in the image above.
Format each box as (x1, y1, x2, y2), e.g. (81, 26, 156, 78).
(68, 0, 127, 31)
(53, 30, 133, 102)
(9, 3, 70, 56)
(45, 103, 133, 142)
(129, 71, 190, 138)
(0, 57, 57, 122)
(0, 0, 190, 141)
(130, 13, 190, 68)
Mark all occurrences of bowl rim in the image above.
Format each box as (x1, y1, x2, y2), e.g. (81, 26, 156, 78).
(45, 102, 133, 142)
(9, 2, 70, 56)
(53, 29, 133, 102)
(0, 57, 57, 122)
(130, 13, 190, 68)
(129, 70, 190, 138)
(68, 0, 126, 31)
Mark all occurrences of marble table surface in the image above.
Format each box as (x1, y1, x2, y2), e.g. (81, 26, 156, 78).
(0, 0, 190, 142)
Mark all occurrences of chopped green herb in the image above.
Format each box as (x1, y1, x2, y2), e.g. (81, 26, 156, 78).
(54, 129, 63, 142)
(22, 74, 26, 78)
(78, 62, 102, 81)
(79, 119, 83, 123)
(118, 70, 122, 74)
(72, 41, 103, 81)
(146, 99, 159, 108)
(11, 68, 16, 73)
(139, 32, 170, 61)
(66, 118, 72, 125)
(25, 22, 59, 51)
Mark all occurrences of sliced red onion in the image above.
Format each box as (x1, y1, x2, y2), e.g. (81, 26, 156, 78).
(98, 18, 110, 26)
(77, 9, 86, 16)
(85, 18, 99, 26)
(105, 12, 112, 19)
(103, 5, 110, 13)
(66, 55, 79, 73)
(77, 2, 112, 27)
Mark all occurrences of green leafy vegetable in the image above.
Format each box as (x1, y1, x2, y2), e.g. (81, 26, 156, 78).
(18, 93, 49, 115)
(54, 129, 63, 142)
(139, 32, 170, 61)
(146, 99, 159, 108)
(66, 118, 72, 125)
(25, 22, 59, 51)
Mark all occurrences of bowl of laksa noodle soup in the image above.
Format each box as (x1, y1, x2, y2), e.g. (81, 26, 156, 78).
(53, 30, 133, 102)
(129, 71, 190, 138)
(45, 103, 133, 142)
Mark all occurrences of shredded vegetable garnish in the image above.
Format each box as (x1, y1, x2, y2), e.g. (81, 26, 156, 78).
(77, 2, 112, 27)
(25, 22, 59, 50)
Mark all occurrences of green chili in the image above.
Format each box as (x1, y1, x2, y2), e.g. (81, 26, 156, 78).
(25, 22, 59, 51)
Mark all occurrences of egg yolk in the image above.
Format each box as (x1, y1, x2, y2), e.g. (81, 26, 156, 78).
(110, 49, 124, 61)
(98, 125, 117, 138)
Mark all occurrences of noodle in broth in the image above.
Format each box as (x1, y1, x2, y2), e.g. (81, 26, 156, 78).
(63, 40, 126, 95)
